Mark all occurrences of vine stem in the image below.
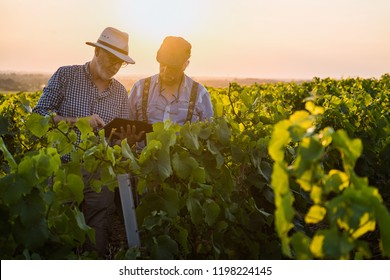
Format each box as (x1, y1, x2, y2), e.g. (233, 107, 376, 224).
(227, 83, 248, 130)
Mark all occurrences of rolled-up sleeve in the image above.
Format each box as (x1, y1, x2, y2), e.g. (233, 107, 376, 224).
(32, 67, 66, 116)
(128, 80, 142, 121)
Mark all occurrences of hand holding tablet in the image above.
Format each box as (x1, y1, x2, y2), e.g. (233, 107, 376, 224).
(103, 118, 153, 144)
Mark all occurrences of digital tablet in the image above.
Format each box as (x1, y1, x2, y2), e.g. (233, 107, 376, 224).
(103, 118, 153, 141)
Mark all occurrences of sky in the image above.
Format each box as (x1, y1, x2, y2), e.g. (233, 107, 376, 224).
(0, 0, 389, 80)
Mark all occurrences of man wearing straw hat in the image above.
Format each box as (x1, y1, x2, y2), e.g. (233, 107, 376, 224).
(33, 27, 139, 257)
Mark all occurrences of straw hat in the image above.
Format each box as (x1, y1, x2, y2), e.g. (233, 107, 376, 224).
(86, 27, 135, 64)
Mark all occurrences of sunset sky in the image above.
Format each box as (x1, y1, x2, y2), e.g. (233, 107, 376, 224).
(1, 0, 389, 80)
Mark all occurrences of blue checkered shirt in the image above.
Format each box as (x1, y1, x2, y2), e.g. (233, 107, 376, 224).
(33, 62, 129, 160)
(33, 62, 129, 122)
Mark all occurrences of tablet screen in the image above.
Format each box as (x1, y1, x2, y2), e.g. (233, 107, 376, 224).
(103, 118, 153, 140)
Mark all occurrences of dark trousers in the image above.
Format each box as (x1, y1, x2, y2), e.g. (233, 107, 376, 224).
(81, 176, 115, 257)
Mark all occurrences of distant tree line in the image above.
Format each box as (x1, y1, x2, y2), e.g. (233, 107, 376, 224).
(0, 73, 49, 92)
(0, 72, 302, 92)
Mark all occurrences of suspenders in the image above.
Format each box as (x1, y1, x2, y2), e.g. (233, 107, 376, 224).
(141, 76, 199, 123)
(141, 77, 151, 123)
(187, 81, 199, 123)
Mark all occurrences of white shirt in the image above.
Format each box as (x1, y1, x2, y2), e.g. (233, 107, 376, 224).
(128, 74, 213, 125)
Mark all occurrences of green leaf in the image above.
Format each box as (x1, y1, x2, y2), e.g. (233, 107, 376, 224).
(35, 148, 61, 178)
(295, 168, 316, 192)
(151, 235, 179, 259)
(16, 148, 60, 186)
(76, 117, 93, 139)
(53, 173, 84, 204)
(324, 170, 349, 193)
(0, 175, 31, 205)
(271, 162, 294, 257)
(305, 205, 326, 224)
(319, 127, 334, 147)
(26, 113, 50, 138)
(172, 152, 198, 179)
(143, 214, 163, 230)
(290, 110, 314, 130)
(259, 161, 272, 182)
(18, 156, 38, 184)
(139, 139, 162, 164)
(298, 137, 324, 162)
(100, 166, 117, 191)
(275, 191, 295, 255)
(198, 125, 212, 140)
(305, 101, 324, 115)
(364, 187, 390, 257)
(57, 120, 71, 134)
(156, 149, 173, 181)
(310, 229, 354, 259)
(147, 120, 179, 147)
(139, 139, 172, 180)
(332, 130, 362, 170)
(215, 117, 231, 145)
(74, 208, 95, 243)
(10, 190, 45, 228)
(172, 152, 205, 183)
(271, 162, 290, 196)
(204, 199, 220, 226)
(66, 174, 84, 204)
(286, 111, 315, 141)
(192, 167, 206, 183)
(215, 165, 234, 196)
(47, 129, 75, 156)
(176, 225, 190, 255)
(161, 186, 180, 218)
(291, 231, 313, 260)
(121, 141, 140, 172)
(106, 147, 116, 166)
(207, 140, 224, 168)
(288, 125, 307, 142)
(20, 95, 32, 113)
(215, 220, 229, 232)
(136, 192, 163, 222)
(180, 123, 200, 152)
(186, 197, 203, 225)
(12, 219, 49, 250)
(0, 137, 17, 170)
(269, 120, 291, 162)
(84, 146, 98, 157)
(231, 143, 247, 163)
(0, 115, 9, 136)
(373, 201, 390, 257)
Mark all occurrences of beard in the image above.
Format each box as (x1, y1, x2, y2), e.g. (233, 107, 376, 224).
(99, 67, 116, 80)
(95, 60, 119, 81)
(160, 75, 175, 85)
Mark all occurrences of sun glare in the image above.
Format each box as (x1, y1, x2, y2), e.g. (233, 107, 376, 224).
(114, 0, 210, 75)
(118, 0, 202, 42)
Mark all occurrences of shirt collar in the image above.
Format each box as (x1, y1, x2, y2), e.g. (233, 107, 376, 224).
(84, 62, 92, 78)
(182, 74, 190, 89)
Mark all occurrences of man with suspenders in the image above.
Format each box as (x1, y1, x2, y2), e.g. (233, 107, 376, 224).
(116, 37, 214, 247)
(128, 36, 214, 129)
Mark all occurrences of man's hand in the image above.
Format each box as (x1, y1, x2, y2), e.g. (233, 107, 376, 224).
(53, 114, 105, 129)
(112, 124, 145, 146)
(85, 114, 105, 129)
